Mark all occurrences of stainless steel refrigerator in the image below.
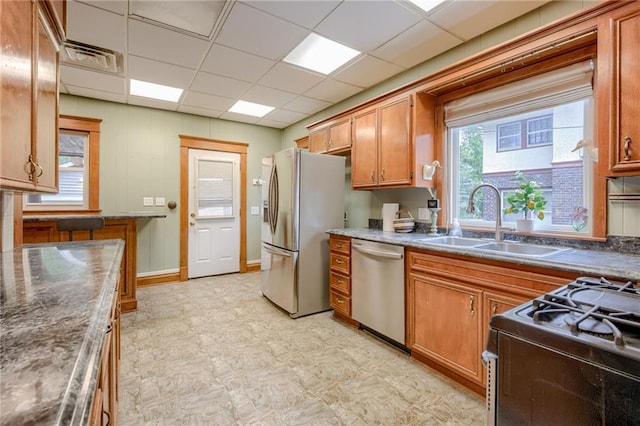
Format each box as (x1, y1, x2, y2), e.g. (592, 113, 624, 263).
(261, 148, 345, 318)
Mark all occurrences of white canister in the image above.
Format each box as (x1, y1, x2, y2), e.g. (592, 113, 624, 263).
(382, 203, 400, 232)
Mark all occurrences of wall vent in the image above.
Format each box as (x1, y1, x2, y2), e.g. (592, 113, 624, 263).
(61, 40, 123, 74)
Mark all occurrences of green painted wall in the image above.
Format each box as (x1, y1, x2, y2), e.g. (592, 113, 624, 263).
(60, 95, 282, 274)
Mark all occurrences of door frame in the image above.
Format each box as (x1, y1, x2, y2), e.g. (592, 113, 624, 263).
(179, 134, 248, 281)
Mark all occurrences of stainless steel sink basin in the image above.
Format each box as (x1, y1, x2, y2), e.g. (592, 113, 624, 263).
(474, 242, 567, 257)
(417, 236, 486, 247)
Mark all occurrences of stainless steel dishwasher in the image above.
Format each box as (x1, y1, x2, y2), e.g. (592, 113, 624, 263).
(351, 239, 405, 346)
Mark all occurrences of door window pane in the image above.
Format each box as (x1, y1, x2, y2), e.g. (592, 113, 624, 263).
(196, 158, 234, 218)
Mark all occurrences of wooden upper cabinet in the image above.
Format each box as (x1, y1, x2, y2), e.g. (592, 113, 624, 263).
(599, 1, 640, 176)
(308, 116, 352, 154)
(352, 93, 431, 189)
(0, 0, 63, 192)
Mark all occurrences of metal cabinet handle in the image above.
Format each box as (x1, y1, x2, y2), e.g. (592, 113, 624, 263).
(335, 258, 343, 264)
(371, 170, 375, 182)
(381, 169, 385, 181)
(492, 302, 498, 316)
(336, 242, 342, 248)
(469, 295, 476, 316)
(24, 155, 37, 181)
(336, 297, 344, 304)
(623, 136, 632, 161)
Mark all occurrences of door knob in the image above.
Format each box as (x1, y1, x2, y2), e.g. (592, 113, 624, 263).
(190, 213, 196, 218)
(190, 221, 195, 226)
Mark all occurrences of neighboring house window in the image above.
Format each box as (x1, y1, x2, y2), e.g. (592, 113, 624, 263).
(24, 115, 101, 212)
(496, 115, 553, 152)
(444, 61, 594, 235)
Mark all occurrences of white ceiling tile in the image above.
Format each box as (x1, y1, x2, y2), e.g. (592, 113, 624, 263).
(255, 118, 289, 129)
(128, 19, 210, 68)
(428, 0, 548, 41)
(283, 96, 332, 115)
(258, 63, 325, 94)
(315, 0, 422, 52)
(182, 91, 236, 112)
(129, 1, 225, 38)
(218, 111, 261, 125)
(244, 0, 340, 29)
(263, 109, 307, 124)
(61, 65, 126, 93)
(373, 20, 463, 69)
(201, 44, 276, 83)
(128, 55, 195, 88)
(178, 105, 224, 119)
(66, 1, 126, 52)
(214, 3, 309, 60)
(127, 96, 179, 111)
(190, 72, 252, 99)
(64, 85, 127, 104)
(304, 79, 363, 103)
(333, 55, 404, 88)
(241, 86, 298, 108)
(77, 1, 127, 15)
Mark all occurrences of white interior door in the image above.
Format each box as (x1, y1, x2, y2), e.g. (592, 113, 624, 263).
(188, 149, 240, 278)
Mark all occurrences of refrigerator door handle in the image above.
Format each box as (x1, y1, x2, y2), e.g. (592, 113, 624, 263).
(262, 243, 292, 257)
(268, 164, 279, 235)
(352, 244, 404, 260)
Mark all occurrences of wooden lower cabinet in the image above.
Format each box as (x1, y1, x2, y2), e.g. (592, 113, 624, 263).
(328, 235, 355, 323)
(407, 248, 577, 394)
(23, 218, 138, 311)
(89, 272, 121, 426)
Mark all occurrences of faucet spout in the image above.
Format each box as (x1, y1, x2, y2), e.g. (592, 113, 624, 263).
(468, 183, 504, 241)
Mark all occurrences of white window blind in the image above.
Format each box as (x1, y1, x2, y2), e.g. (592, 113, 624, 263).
(444, 60, 593, 128)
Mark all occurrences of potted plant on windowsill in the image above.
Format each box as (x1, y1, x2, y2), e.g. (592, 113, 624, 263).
(504, 171, 547, 233)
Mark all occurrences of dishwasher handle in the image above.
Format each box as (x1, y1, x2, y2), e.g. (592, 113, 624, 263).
(352, 244, 403, 260)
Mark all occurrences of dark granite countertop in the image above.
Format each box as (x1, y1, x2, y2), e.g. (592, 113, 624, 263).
(0, 240, 124, 425)
(23, 212, 166, 221)
(327, 228, 640, 282)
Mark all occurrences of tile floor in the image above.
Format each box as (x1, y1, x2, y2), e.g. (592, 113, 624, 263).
(119, 272, 485, 425)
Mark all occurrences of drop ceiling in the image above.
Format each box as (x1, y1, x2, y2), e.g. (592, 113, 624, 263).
(61, 0, 551, 129)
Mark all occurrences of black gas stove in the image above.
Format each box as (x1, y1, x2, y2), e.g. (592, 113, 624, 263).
(484, 276, 640, 425)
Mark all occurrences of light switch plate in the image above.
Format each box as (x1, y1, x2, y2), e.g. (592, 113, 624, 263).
(155, 197, 165, 206)
(143, 197, 154, 206)
(418, 208, 430, 221)
(250, 206, 260, 215)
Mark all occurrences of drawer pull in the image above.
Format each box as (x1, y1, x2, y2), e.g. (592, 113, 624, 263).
(336, 242, 342, 248)
(336, 297, 344, 304)
(335, 258, 343, 264)
(623, 136, 632, 161)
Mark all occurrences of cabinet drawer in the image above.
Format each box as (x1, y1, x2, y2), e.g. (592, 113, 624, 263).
(330, 271, 350, 295)
(330, 236, 351, 254)
(330, 291, 351, 317)
(330, 253, 350, 274)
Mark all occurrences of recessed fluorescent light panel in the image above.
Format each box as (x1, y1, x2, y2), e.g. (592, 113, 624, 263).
(129, 79, 183, 102)
(284, 33, 360, 75)
(408, 0, 447, 14)
(228, 100, 274, 118)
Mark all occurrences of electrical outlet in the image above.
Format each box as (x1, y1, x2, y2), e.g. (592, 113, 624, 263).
(143, 197, 154, 207)
(250, 206, 259, 215)
(418, 208, 430, 221)
(155, 197, 165, 206)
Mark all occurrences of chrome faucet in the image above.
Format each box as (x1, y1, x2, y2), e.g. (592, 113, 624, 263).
(467, 183, 505, 242)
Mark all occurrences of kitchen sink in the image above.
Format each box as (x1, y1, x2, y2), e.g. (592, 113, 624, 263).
(474, 242, 568, 257)
(417, 236, 487, 247)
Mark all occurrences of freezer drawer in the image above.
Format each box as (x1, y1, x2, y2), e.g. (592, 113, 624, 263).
(261, 243, 298, 315)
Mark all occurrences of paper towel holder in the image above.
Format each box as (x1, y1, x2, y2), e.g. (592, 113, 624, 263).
(422, 160, 440, 181)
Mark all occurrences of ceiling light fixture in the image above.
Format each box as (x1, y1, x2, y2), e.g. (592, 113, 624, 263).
(407, 0, 447, 14)
(284, 33, 360, 75)
(129, 79, 183, 102)
(228, 100, 274, 117)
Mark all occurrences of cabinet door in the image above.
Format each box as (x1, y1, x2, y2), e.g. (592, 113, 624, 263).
(309, 128, 328, 153)
(0, 1, 34, 190)
(34, 3, 59, 192)
(378, 95, 412, 187)
(410, 274, 484, 384)
(351, 108, 378, 188)
(327, 117, 351, 152)
(602, 3, 640, 174)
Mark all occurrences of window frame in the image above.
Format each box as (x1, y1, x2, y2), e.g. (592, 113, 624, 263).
(23, 115, 101, 214)
(433, 43, 606, 240)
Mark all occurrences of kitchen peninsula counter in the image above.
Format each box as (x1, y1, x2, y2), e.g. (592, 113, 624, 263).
(0, 240, 124, 425)
(22, 213, 165, 311)
(327, 228, 640, 282)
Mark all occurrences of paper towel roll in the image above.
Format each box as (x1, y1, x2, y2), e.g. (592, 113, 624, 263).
(382, 203, 399, 232)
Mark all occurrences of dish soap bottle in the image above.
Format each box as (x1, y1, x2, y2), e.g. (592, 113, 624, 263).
(450, 219, 462, 237)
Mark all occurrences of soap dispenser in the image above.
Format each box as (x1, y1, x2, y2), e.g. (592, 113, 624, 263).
(450, 219, 462, 237)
